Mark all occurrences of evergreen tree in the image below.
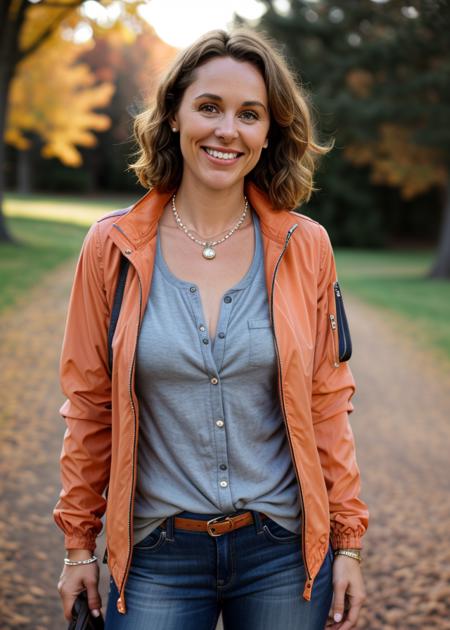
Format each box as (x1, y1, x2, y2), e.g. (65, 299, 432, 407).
(245, 0, 450, 274)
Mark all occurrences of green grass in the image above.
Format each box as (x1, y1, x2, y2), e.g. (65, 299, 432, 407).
(335, 249, 450, 362)
(5, 192, 134, 226)
(1, 194, 134, 312)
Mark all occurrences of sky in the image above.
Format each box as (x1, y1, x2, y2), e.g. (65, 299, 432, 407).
(137, 0, 270, 47)
(78, 0, 320, 48)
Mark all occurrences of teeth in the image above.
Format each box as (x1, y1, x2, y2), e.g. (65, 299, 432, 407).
(205, 148, 239, 160)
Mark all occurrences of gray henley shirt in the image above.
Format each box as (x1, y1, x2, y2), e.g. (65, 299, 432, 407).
(133, 210, 301, 544)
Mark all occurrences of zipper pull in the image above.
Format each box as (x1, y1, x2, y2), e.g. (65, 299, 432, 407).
(334, 281, 341, 298)
(285, 223, 298, 244)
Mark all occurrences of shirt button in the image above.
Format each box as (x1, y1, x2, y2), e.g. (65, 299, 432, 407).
(202, 338, 209, 345)
(190, 286, 197, 293)
(219, 464, 227, 471)
(218, 332, 225, 339)
(210, 377, 219, 385)
(199, 324, 206, 332)
(224, 296, 232, 303)
(219, 480, 228, 488)
(216, 420, 224, 428)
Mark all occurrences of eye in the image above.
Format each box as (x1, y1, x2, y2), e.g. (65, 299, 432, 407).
(199, 103, 219, 114)
(239, 110, 259, 121)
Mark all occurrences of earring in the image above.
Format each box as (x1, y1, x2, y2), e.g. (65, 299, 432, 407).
(172, 127, 178, 132)
(263, 139, 269, 149)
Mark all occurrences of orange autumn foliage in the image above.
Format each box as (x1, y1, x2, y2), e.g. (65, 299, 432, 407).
(344, 66, 448, 200)
(344, 123, 447, 199)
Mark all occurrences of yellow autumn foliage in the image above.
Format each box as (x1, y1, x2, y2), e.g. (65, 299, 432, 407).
(6, 29, 114, 167)
(4, 0, 133, 167)
(18, 0, 82, 51)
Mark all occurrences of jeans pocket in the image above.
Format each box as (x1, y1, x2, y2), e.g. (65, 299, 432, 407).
(133, 526, 167, 552)
(262, 517, 301, 544)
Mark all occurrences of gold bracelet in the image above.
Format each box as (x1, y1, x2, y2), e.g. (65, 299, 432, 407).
(334, 549, 361, 562)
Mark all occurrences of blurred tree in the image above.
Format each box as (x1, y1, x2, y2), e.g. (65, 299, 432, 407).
(251, 0, 450, 275)
(0, 0, 140, 243)
(1, 0, 82, 241)
(336, 2, 450, 277)
(78, 28, 177, 192)
(6, 32, 115, 170)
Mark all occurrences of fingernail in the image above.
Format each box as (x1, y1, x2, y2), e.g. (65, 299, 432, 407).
(334, 613, 343, 622)
(92, 610, 100, 618)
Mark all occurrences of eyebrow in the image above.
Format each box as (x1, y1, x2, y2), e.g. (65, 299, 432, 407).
(193, 93, 267, 112)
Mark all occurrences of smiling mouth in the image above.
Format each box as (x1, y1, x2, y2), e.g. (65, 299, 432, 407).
(202, 147, 243, 161)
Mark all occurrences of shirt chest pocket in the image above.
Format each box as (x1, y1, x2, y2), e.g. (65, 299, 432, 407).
(247, 319, 276, 368)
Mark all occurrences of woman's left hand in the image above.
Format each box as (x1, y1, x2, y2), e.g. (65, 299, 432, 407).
(325, 555, 367, 629)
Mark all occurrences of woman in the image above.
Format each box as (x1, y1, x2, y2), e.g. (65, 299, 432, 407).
(55, 28, 369, 630)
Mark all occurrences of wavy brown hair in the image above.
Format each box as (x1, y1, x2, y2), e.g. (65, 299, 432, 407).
(129, 28, 332, 209)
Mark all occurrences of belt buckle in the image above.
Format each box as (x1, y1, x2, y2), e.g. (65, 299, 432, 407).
(206, 514, 233, 537)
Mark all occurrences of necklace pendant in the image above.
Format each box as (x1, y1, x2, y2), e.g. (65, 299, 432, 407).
(202, 245, 216, 260)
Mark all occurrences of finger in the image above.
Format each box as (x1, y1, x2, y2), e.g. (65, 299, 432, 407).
(332, 579, 348, 624)
(85, 578, 102, 617)
(57, 580, 78, 622)
(62, 591, 79, 622)
(336, 600, 363, 630)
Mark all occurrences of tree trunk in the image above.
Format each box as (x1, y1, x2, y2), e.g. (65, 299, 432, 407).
(0, 43, 15, 242)
(429, 179, 450, 279)
(17, 146, 33, 194)
(0, 0, 27, 243)
(0, 1, 84, 242)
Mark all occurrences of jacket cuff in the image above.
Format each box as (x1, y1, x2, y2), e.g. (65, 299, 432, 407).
(330, 531, 363, 551)
(64, 535, 97, 552)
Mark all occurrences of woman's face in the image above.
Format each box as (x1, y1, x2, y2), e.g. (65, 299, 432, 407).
(170, 56, 270, 195)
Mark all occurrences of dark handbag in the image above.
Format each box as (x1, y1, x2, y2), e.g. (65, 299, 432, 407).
(68, 591, 104, 630)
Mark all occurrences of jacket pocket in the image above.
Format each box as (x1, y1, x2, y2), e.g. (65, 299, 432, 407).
(327, 280, 352, 368)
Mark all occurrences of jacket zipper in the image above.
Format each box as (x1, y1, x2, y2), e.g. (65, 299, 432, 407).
(329, 313, 340, 368)
(112, 225, 143, 612)
(270, 223, 312, 588)
(118, 273, 142, 607)
(114, 223, 314, 605)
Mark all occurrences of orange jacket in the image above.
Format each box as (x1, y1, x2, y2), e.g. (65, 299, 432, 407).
(54, 182, 369, 613)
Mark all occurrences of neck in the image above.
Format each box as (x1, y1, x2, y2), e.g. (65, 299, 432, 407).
(172, 180, 249, 238)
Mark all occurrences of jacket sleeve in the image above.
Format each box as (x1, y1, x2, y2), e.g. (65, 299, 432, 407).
(311, 225, 369, 550)
(53, 222, 112, 551)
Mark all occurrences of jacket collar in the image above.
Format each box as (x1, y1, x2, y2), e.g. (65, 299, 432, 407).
(110, 181, 296, 249)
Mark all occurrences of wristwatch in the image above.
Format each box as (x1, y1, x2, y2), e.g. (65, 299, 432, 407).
(334, 548, 362, 562)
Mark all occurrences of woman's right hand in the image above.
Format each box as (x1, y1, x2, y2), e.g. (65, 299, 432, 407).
(57, 550, 102, 621)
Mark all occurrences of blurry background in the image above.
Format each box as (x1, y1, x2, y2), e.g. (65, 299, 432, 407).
(0, 1, 449, 629)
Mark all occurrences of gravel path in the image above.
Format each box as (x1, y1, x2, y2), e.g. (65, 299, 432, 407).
(0, 261, 449, 629)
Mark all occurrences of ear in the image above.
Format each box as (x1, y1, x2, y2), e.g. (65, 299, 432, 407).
(169, 113, 178, 132)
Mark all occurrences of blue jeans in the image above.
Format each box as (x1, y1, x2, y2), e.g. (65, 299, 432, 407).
(105, 511, 334, 630)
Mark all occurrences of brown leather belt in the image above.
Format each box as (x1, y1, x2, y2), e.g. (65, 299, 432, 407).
(166, 511, 267, 537)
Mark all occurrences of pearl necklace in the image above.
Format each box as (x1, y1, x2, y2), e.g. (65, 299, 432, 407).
(171, 194, 248, 260)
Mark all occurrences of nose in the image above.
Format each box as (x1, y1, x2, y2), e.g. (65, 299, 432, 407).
(214, 113, 238, 142)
